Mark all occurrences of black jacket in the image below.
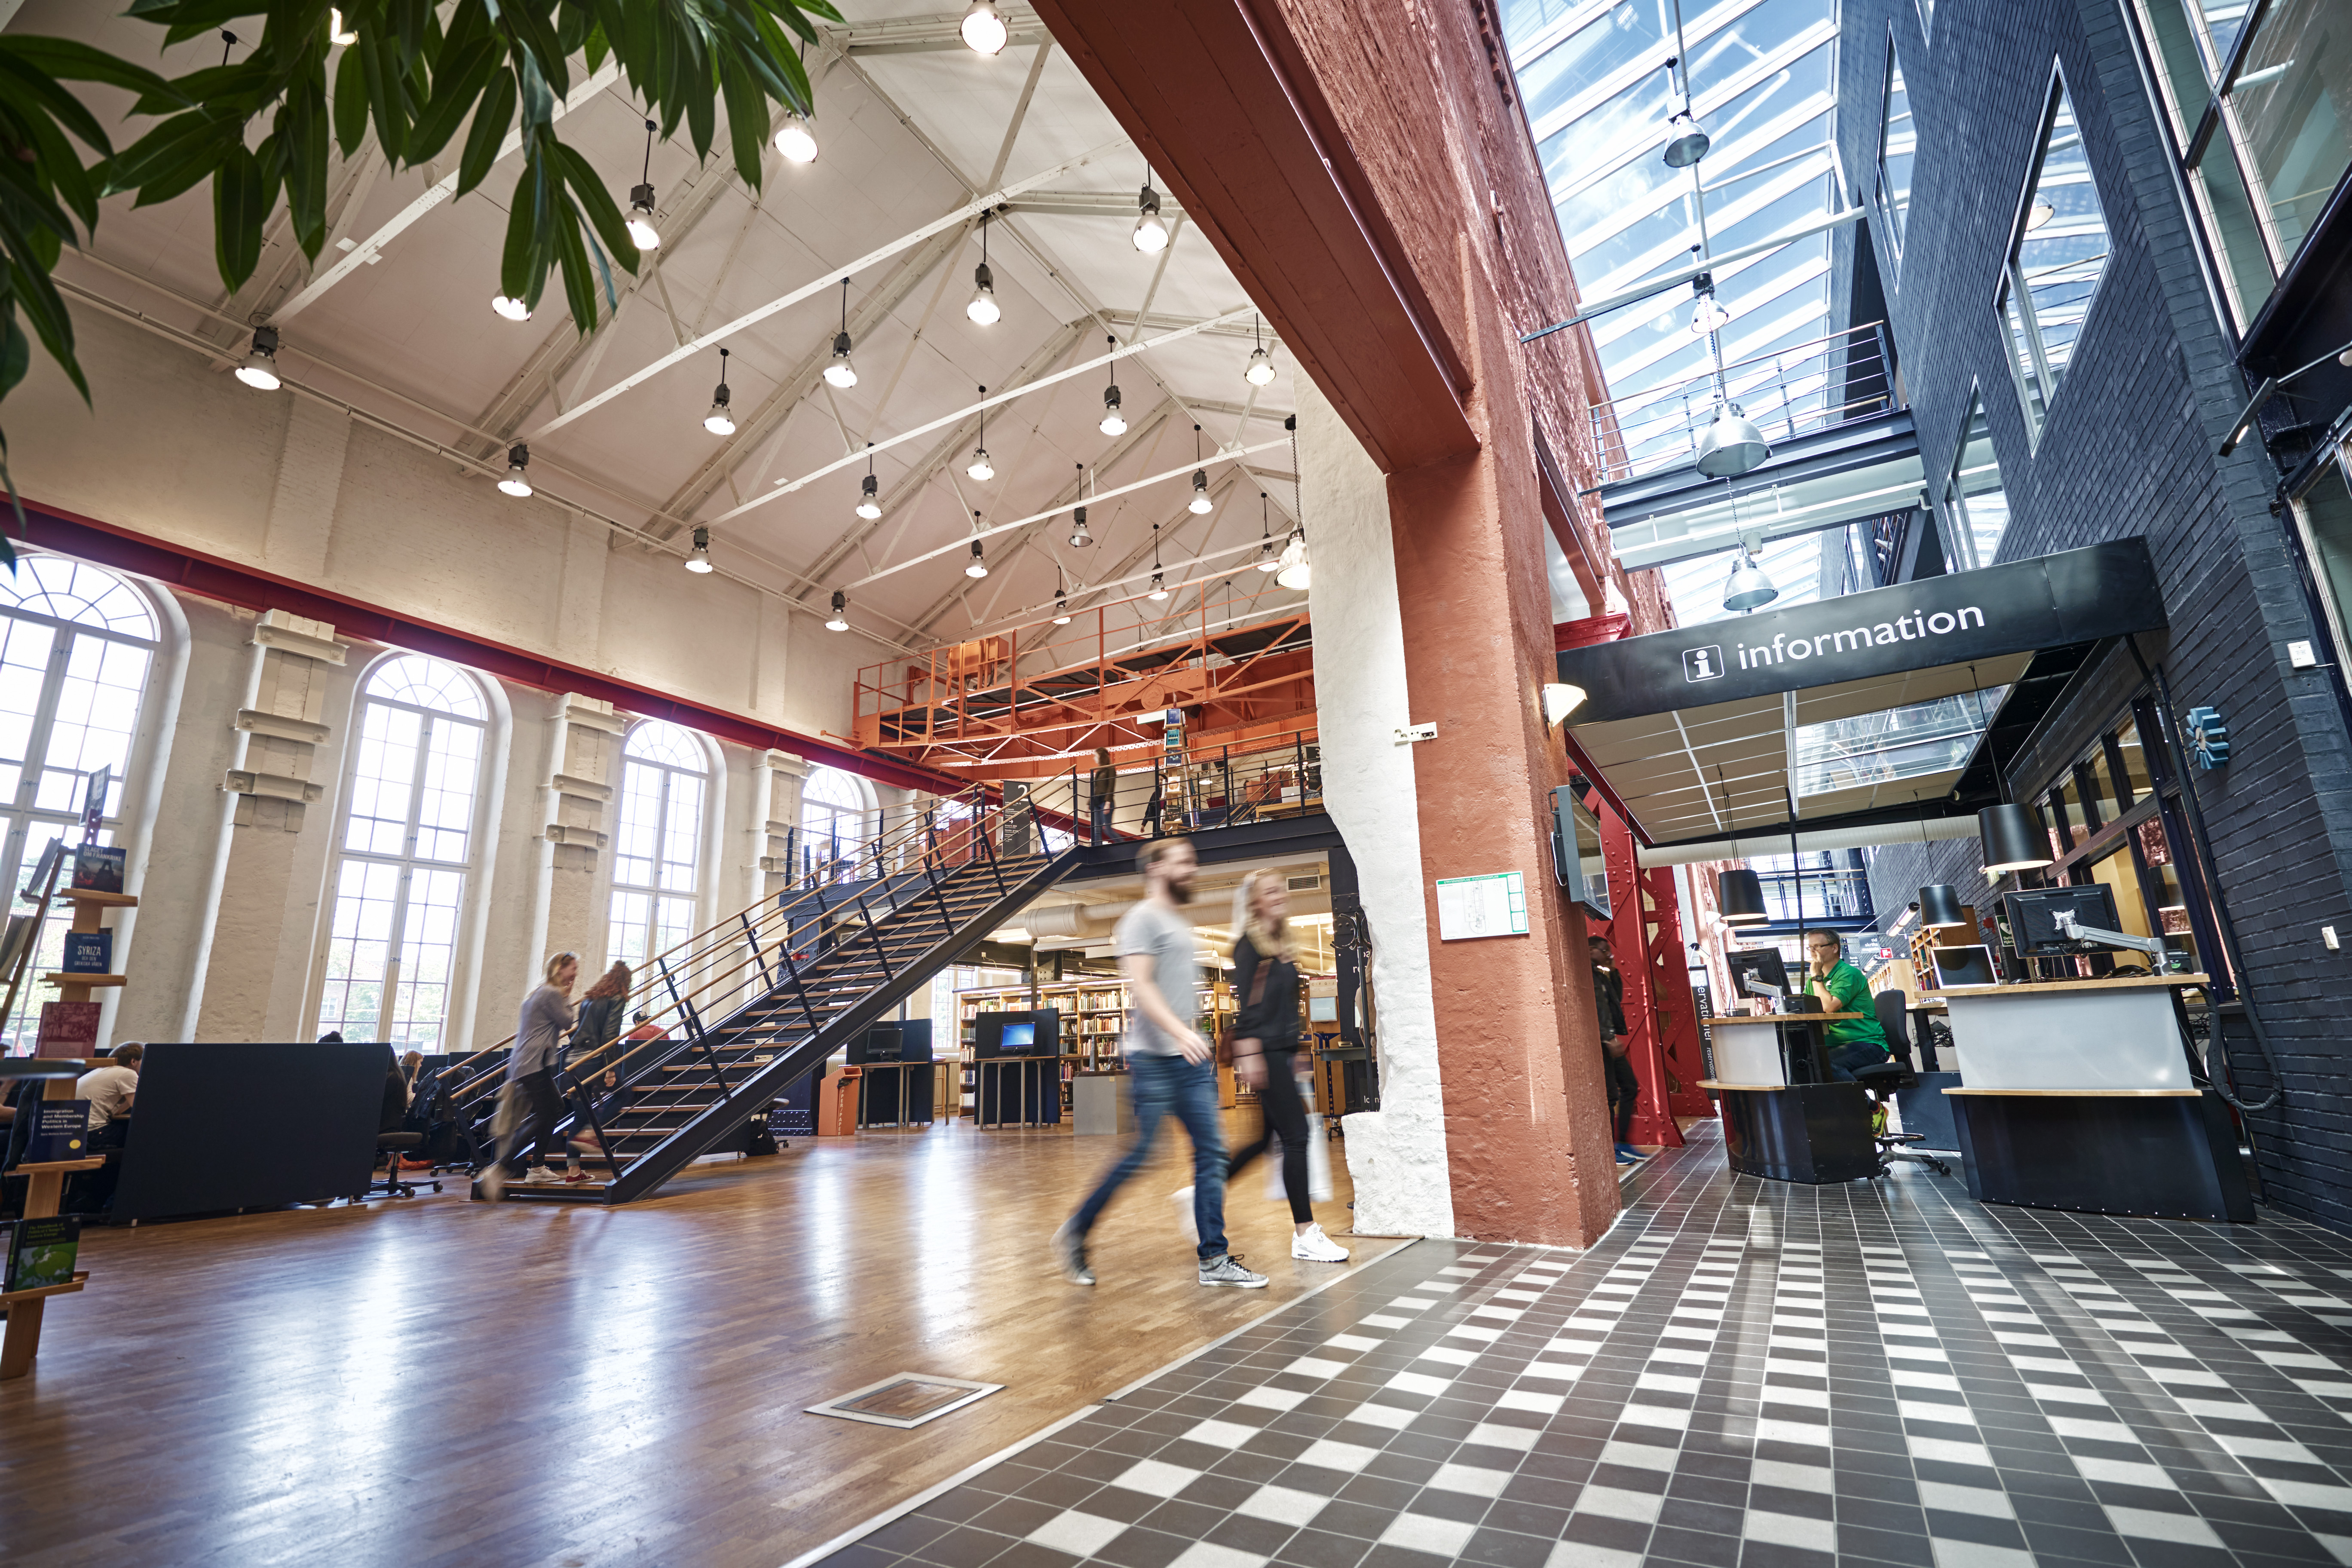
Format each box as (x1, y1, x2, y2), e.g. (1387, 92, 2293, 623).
(1592, 962, 1626, 1038)
(572, 995, 627, 1064)
(1231, 933, 1302, 1057)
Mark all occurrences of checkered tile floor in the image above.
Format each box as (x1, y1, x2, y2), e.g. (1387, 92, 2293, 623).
(818, 1121, 2352, 1568)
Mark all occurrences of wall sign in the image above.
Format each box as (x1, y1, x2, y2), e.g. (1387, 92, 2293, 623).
(1436, 872, 1528, 940)
(2186, 706, 2230, 769)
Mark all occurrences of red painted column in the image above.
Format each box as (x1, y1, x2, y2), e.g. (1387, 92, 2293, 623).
(1640, 867, 1718, 1121)
(1589, 798, 1682, 1148)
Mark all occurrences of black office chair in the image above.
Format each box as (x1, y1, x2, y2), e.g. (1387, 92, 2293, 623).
(365, 1131, 440, 1200)
(1851, 1050, 1953, 1179)
(1874, 991, 1915, 1066)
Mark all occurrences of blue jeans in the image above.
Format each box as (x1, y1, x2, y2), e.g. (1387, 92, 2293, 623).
(1071, 1052, 1228, 1260)
(1828, 1043, 1891, 1082)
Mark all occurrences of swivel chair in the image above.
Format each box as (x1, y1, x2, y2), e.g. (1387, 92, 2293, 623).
(1851, 1052, 1953, 1179)
(365, 1130, 441, 1200)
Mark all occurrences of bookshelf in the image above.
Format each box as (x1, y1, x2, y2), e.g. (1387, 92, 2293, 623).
(952, 972, 1238, 1118)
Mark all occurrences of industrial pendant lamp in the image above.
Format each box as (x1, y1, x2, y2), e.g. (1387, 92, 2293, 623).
(703, 347, 736, 435)
(1978, 802, 2052, 873)
(1244, 313, 1277, 386)
(960, 0, 1008, 55)
(1133, 178, 1169, 254)
(1146, 523, 1169, 599)
(1918, 882, 1967, 929)
(684, 526, 714, 573)
(1274, 413, 1311, 590)
(1694, 401, 1770, 477)
(1256, 493, 1280, 570)
(1070, 463, 1094, 548)
(824, 279, 858, 388)
(1717, 867, 1769, 924)
(965, 513, 989, 578)
(2026, 196, 2055, 232)
(1722, 545, 1777, 612)
(1659, 8, 1711, 169)
(1099, 337, 1126, 435)
(1052, 570, 1072, 625)
(855, 445, 882, 519)
(497, 443, 533, 497)
(491, 293, 531, 322)
(1689, 277, 1732, 336)
(825, 591, 850, 631)
(1188, 424, 1213, 514)
(235, 326, 283, 389)
(775, 113, 818, 165)
(968, 386, 994, 481)
(967, 212, 1000, 324)
(626, 119, 662, 249)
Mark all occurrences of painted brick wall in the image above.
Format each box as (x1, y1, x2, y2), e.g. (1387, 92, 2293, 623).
(1838, 0, 2352, 1228)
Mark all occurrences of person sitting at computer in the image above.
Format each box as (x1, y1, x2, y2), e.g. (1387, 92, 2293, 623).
(1800, 930, 1895, 1081)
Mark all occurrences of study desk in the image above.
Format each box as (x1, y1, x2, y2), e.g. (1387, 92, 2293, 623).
(1700, 1011, 1876, 1185)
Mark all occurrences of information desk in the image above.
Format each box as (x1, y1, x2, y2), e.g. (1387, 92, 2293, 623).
(1698, 1081, 1880, 1184)
(1706, 1011, 1864, 1087)
(1920, 975, 2249, 1221)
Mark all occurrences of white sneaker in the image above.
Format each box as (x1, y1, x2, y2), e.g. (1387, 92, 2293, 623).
(476, 1165, 506, 1201)
(523, 1165, 561, 1184)
(1291, 1223, 1350, 1262)
(1170, 1186, 1199, 1243)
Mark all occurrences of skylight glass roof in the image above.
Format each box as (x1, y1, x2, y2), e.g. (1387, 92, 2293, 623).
(1505, 0, 1845, 621)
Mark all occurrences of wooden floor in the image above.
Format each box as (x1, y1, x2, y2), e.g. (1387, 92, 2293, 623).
(0, 1118, 1386, 1568)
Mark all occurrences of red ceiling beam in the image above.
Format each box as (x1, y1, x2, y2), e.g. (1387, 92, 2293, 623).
(17, 497, 973, 797)
(1030, 0, 1477, 475)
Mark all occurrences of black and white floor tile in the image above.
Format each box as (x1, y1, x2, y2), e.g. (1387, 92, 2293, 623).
(820, 1124, 2352, 1568)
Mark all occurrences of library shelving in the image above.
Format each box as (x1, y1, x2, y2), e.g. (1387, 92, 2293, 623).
(953, 972, 1240, 1119)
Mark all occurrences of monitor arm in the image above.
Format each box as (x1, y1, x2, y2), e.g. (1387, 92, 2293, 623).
(1741, 975, 1785, 999)
(2050, 909, 2168, 960)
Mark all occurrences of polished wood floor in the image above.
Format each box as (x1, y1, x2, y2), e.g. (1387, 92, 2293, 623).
(0, 1117, 1378, 1568)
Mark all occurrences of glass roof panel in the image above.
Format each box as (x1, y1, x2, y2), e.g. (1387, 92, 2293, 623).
(1793, 688, 2008, 798)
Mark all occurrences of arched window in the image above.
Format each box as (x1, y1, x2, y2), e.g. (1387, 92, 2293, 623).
(0, 556, 158, 1046)
(315, 655, 487, 1047)
(609, 720, 707, 969)
(799, 765, 870, 883)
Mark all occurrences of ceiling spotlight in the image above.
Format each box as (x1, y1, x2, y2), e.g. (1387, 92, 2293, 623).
(497, 442, 533, 498)
(775, 113, 818, 165)
(2026, 196, 2055, 231)
(328, 9, 358, 45)
(1694, 400, 1770, 478)
(684, 525, 715, 573)
(1052, 584, 1072, 625)
(1721, 546, 1777, 612)
(1256, 493, 1281, 571)
(703, 346, 736, 435)
(1099, 336, 1125, 434)
(1133, 180, 1169, 254)
(1069, 505, 1092, 549)
(826, 590, 850, 632)
(1147, 572, 1169, 601)
(961, 0, 1008, 55)
(1542, 683, 1588, 725)
(823, 278, 858, 388)
(967, 211, 1000, 325)
(1244, 313, 1277, 386)
(234, 325, 282, 389)
(968, 385, 994, 481)
(1663, 108, 1711, 168)
(965, 537, 989, 579)
(1275, 530, 1312, 591)
(626, 119, 662, 250)
(491, 293, 532, 322)
(1188, 425, 1213, 513)
(856, 445, 882, 519)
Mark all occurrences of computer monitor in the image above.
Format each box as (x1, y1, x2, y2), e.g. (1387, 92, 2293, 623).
(1551, 786, 1610, 919)
(999, 1020, 1035, 1051)
(2004, 884, 2123, 956)
(1930, 945, 1999, 988)
(1725, 947, 1789, 1004)
(974, 1008, 1060, 1058)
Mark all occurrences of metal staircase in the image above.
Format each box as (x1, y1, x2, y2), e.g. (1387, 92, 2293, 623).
(441, 787, 1079, 1204)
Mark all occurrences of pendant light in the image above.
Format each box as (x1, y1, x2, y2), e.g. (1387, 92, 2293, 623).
(1069, 505, 1091, 548)
(1146, 523, 1169, 599)
(1689, 276, 1731, 336)
(684, 526, 714, 573)
(1717, 867, 1768, 924)
(2026, 196, 2055, 232)
(967, 212, 1000, 325)
(825, 591, 850, 631)
(968, 386, 993, 481)
(234, 326, 282, 389)
(491, 294, 531, 322)
(1099, 336, 1125, 435)
(1052, 570, 1072, 625)
(1694, 401, 1770, 477)
(1188, 425, 1213, 514)
(625, 119, 662, 250)
(703, 347, 736, 435)
(497, 443, 533, 497)
(1918, 882, 1967, 929)
(1977, 802, 2051, 873)
(965, 513, 989, 578)
(824, 279, 858, 388)
(775, 113, 818, 165)
(1659, 13, 1711, 169)
(1133, 177, 1169, 254)
(1273, 412, 1311, 590)
(1721, 545, 1777, 612)
(1256, 492, 1280, 570)
(855, 444, 882, 520)
(1244, 313, 1277, 386)
(960, 0, 1008, 55)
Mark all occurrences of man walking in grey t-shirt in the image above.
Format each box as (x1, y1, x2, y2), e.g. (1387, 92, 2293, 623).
(1054, 836, 1267, 1289)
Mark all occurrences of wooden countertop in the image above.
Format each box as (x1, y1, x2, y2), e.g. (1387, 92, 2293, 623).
(1697, 1080, 1787, 1092)
(1922, 974, 2208, 998)
(1708, 1011, 1865, 1022)
(1942, 1087, 2201, 1097)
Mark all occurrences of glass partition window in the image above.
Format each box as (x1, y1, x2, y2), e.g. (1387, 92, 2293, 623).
(1939, 390, 2012, 569)
(1791, 687, 2005, 798)
(1999, 70, 2112, 447)
(2134, 0, 2352, 329)
(1876, 39, 1915, 266)
(607, 720, 707, 971)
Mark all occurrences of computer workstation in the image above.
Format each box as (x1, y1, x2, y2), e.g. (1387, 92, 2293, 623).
(1699, 946, 1884, 1184)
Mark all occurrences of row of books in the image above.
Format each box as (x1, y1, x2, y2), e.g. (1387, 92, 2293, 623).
(21, 841, 125, 897)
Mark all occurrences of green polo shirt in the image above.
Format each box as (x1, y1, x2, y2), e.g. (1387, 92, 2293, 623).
(1804, 959, 1890, 1056)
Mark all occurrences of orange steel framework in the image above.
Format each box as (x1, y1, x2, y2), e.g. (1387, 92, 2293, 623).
(852, 584, 1317, 780)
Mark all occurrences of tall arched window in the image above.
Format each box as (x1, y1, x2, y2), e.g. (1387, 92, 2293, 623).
(0, 556, 158, 1046)
(799, 765, 870, 883)
(315, 655, 487, 1047)
(609, 720, 707, 969)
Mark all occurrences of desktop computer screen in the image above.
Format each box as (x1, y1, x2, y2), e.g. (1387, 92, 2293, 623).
(999, 1021, 1035, 1051)
(1726, 947, 1789, 1003)
(2005, 885, 2124, 955)
(1930, 945, 1999, 988)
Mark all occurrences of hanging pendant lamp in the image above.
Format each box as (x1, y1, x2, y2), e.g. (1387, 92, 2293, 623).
(1918, 882, 1967, 929)
(1694, 401, 1770, 477)
(1977, 802, 2051, 873)
(1721, 546, 1776, 612)
(1717, 868, 1769, 924)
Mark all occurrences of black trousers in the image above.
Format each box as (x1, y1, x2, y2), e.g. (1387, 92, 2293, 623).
(502, 1069, 564, 1173)
(1226, 1055, 1314, 1223)
(1604, 1050, 1640, 1145)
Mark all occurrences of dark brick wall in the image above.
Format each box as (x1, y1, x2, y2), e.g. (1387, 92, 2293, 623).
(1834, 0, 2352, 1229)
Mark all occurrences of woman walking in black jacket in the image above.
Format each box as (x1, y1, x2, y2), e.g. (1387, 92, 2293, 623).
(1222, 870, 1348, 1262)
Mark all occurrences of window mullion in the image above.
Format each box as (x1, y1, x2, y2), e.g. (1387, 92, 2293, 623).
(18, 630, 74, 805)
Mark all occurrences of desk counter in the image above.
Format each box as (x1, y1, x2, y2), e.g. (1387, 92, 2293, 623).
(1919, 974, 2207, 1090)
(1706, 1012, 1862, 1088)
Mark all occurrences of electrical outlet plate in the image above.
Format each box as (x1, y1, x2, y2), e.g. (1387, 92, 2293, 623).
(2289, 640, 2318, 668)
(1395, 722, 1438, 744)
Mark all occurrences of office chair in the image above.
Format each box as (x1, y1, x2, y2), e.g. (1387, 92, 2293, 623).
(365, 1130, 441, 1200)
(1850, 1053, 1954, 1179)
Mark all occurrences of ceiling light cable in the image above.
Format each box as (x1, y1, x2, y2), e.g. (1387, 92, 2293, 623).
(1256, 491, 1280, 571)
(1147, 521, 1169, 599)
(627, 119, 662, 249)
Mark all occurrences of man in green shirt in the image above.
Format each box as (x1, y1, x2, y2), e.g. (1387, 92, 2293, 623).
(1801, 929, 1894, 1080)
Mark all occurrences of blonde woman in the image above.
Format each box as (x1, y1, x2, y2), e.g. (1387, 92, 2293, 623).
(1223, 870, 1348, 1262)
(484, 949, 579, 1200)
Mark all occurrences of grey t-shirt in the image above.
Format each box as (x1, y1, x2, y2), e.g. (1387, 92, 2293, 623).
(1115, 900, 1200, 1057)
(510, 984, 577, 1080)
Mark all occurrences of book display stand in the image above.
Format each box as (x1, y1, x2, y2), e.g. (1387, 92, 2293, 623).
(2, 1057, 101, 1379)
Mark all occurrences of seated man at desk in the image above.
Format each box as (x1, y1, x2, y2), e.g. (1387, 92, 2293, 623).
(1800, 931, 1893, 1081)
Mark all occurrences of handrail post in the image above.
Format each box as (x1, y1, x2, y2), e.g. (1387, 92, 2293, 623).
(854, 887, 895, 983)
(739, 912, 773, 992)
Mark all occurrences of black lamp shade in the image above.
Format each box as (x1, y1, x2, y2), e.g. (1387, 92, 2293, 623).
(1977, 802, 2052, 873)
(1918, 882, 1967, 929)
(1717, 868, 1769, 924)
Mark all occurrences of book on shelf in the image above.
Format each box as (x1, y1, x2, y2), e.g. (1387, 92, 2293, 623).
(5, 1214, 81, 1292)
(36, 1000, 102, 1058)
(70, 845, 126, 894)
(61, 930, 112, 974)
(27, 1100, 90, 1161)
(0, 912, 37, 977)
(20, 839, 64, 901)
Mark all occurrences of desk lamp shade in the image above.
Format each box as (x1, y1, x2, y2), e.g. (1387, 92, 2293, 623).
(1977, 802, 2052, 873)
(1717, 868, 1769, 924)
(1917, 882, 1967, 929)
